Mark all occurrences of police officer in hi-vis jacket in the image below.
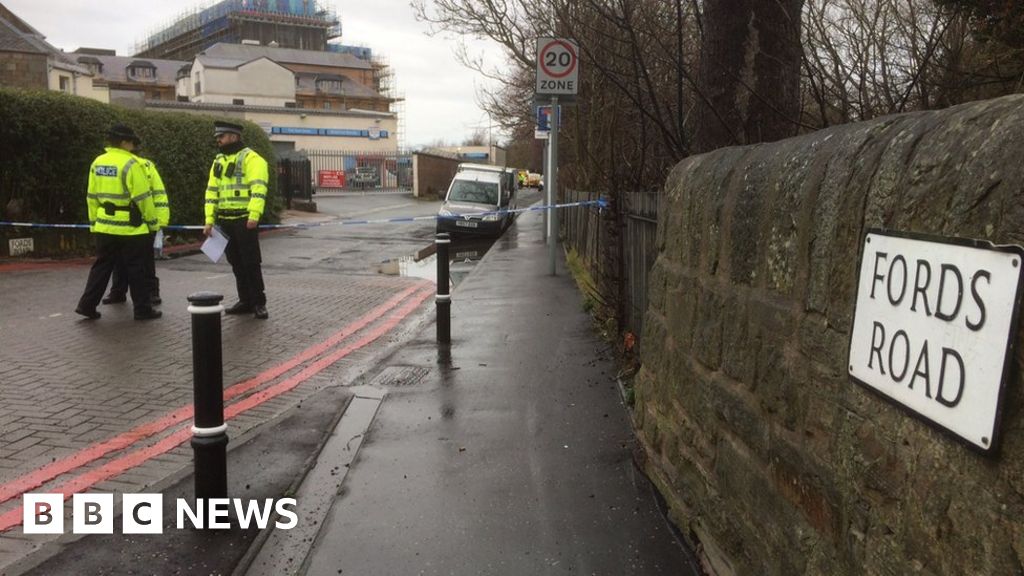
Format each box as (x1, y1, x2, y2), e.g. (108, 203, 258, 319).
(76, 124, 162, 321)
(203, 121, 270, 319)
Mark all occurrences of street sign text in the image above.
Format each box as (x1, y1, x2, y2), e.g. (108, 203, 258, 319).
(848, 230, 1024, 452)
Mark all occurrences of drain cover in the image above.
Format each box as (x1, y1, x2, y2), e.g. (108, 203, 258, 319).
(368, 365, 429, 388)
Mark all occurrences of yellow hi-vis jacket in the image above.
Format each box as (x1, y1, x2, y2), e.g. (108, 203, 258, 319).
(87, 147, 158, 236)
(136, 156, 170, 229)
(204, 147, 269, 225)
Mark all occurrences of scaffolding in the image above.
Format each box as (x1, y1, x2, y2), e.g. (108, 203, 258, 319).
(135, 0, 340, 57)
(367, 53, 405, 150)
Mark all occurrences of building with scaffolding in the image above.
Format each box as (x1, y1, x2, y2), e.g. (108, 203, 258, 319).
(134, 0, 405, 147)
(135, 0, 341, 61)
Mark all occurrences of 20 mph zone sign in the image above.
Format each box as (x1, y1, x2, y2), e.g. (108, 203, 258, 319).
(536, 37, 579, 95)
(848, 229, 1024, 453)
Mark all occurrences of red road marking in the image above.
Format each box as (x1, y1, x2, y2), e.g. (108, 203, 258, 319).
(0, 282, 429, 506)
(0, 286, 433, 532)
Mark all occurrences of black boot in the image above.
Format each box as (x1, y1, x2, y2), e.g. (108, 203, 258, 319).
(225, 301, 253, 315)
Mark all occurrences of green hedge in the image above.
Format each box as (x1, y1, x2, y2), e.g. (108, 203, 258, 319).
(0, 89, 280, 229)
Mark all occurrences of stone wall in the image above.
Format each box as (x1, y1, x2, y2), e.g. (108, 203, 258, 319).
(412, 152, 459, 198)
(0, 52, 47, 90)
(635, 94, 1024, 575)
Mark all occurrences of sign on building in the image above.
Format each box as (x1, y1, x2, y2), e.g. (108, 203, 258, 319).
(848, 229, 1024, 453)
(535, 37, 579, 96)
(317, 170, 345, 188)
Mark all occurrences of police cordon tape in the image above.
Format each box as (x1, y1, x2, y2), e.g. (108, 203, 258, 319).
(0, 198, 608, 231)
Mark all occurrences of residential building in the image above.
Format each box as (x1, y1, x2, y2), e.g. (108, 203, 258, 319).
(71, 49, 186, 108)
(189, 42, 390, 112)
(0, 3, 104, 101)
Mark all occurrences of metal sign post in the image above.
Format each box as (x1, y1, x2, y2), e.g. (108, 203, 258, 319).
(535, 37, 579, 276)
(542, 138, 549, 242)
(548, 95, 558, 275)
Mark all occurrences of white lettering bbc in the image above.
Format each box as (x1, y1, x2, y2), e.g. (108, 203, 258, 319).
(23, 494, 298, 534)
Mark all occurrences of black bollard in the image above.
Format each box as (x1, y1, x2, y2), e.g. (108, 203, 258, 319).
(188, 291, 228, 500)
(436, 233, 451, 344)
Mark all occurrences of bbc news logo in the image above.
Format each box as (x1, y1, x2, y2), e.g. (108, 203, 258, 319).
(23, 494, 298, 534)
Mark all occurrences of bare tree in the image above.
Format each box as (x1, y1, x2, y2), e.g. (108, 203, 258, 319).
(695, 0, 806, 153)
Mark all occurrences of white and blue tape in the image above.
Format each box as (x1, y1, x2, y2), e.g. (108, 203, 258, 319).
(0, 199, 608, 231)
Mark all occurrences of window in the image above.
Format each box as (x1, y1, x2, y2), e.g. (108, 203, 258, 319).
(233, 98, 245, 106)
(194, 81, 202, 95)
(128, 66, 154, 79)
(323, 101, 331, 110)
(315, 78, 342, 93)
(284, 101, 297, 108)
(58, 76, 70, 93)
(447, 180, 499, 205)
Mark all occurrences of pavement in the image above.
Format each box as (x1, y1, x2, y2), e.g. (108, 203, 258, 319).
(0, 194, 700, 575)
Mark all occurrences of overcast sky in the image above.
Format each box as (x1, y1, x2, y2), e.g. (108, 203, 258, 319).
(3, 0, 508, 148)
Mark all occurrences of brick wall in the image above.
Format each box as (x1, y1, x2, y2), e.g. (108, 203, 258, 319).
(412, 152, 459, 199)
(0, 52, 47, 89)
(636, 94, 1024, 575)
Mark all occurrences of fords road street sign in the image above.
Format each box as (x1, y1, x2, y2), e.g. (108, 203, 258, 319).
(848, 229, 1024, 453)
(535, 37, 579, 96)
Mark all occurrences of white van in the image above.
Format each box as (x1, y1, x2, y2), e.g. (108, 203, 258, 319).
(437, 163, 517, 236)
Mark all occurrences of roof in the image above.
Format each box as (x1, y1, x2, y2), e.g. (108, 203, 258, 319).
(0, 3, 43, 37)
(201, 43, 373, 71)
(76, 53, 187, 85)
(0, 6, 90, 74)
(0, 13, 41, 54)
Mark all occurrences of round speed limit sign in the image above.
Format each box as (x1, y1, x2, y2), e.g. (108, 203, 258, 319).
(536, 37, 579, 95)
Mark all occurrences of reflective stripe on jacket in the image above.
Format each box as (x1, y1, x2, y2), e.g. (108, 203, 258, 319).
(137, 156, 170, 229)
(204, 147, 269, 224)
(87, 147, 156, 236)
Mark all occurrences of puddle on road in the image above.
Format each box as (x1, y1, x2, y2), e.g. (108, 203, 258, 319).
(378, 237, 496, 287)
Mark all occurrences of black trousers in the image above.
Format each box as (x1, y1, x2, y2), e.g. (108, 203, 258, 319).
(78, 233, 154, 313)
(220, 218, 266, 307)
(109, 232, 159, 298)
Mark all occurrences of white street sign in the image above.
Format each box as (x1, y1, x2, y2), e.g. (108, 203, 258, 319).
(535, 37, 579, 95)
(849, 230, 1024, 452)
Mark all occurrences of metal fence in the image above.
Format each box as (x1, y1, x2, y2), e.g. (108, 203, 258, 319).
(623, 191, 661, 342)
(304, 149, 413, 191)
(562, 189, 661, 347)
(276, 156, 313, 208)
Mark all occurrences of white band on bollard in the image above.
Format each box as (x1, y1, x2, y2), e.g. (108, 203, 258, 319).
(435, 238, 451, 244)
(192, 424, 228, 437)
(435, 294, 451, 303)
(187, 304, 226, 315)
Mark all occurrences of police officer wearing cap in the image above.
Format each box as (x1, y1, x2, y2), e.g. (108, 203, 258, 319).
(75, 124, 162, 320)
(204, 121, 270, 319)
(102, 152, 169, 306)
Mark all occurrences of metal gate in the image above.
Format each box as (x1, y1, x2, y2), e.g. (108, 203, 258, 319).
(305, 149, 412, 191)
(276, 156, 312, 209)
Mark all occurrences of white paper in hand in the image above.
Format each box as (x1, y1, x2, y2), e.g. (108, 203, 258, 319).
(201, 226, 229, 263)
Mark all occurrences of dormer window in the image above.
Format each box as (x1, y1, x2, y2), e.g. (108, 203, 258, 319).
(76, 56, 103, 76)
(315, 75, 343, 94)
(127, 60, 157, 80)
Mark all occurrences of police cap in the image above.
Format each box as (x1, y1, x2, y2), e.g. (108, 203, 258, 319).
(107, 123, 140, 145)
(214, 121, 244, 136)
